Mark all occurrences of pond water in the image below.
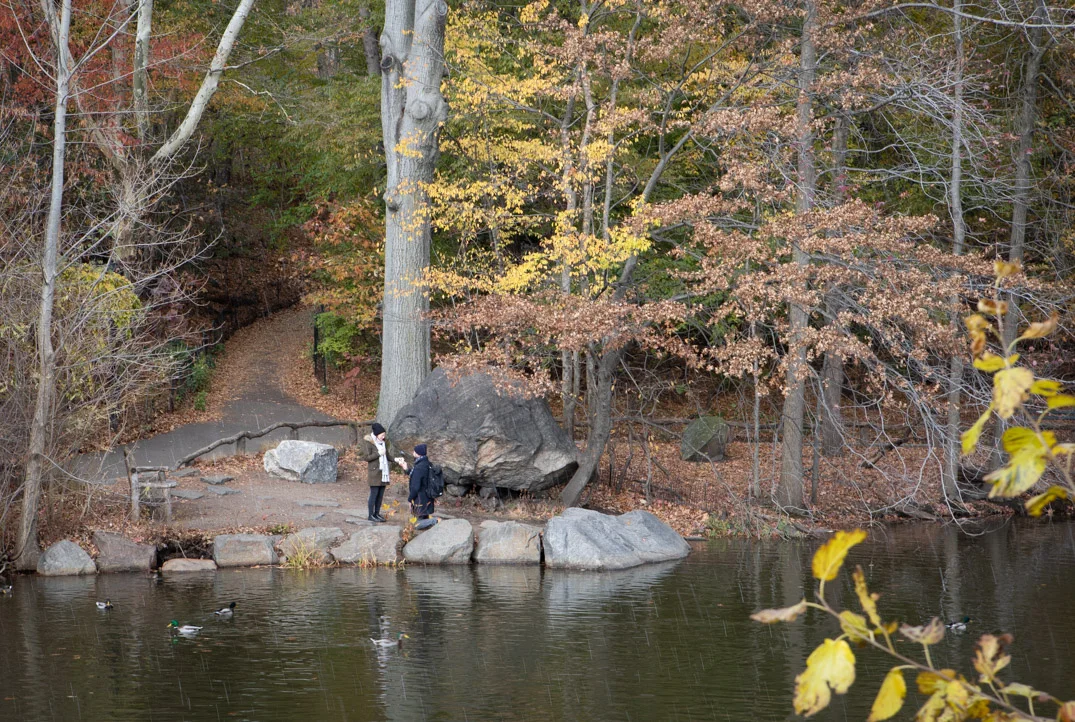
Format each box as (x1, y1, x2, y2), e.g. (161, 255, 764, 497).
(1, 520, 1073, 721)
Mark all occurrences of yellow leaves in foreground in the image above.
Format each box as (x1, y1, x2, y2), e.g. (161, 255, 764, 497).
(793, 639, 856, 717)
(961, 406, 992, 456)
(992, 366, 1034, 419)
(1026, 485, 1069, 516)
(867, 668, 907, 722)
(852, 566, 881, 627)
(985, 427, 1056, 498)
(972, 634, 1012, 683)
(750, 599, 808, 624)
(899, 618, 945, 646)
(811, 529, 867, 582)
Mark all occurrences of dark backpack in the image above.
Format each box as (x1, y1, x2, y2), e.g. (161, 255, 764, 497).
(427, 464, 445, 499)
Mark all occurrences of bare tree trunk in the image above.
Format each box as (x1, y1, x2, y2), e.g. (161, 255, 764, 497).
(819, 114, 848, 458)
(943, 0, 967, 503)
(750, 321, 762, 499)
(558, 75, 579, 440)
(17, 0, 72, 571)
(377, 0, 447, 425)
(777, 0, 816, 511)
(1001, 0, 1046, 351)
(560, 347, 624, 508)
(133, 0, 153, 141)
(359, 6, 381, 77)
(316, 41, 340, 79)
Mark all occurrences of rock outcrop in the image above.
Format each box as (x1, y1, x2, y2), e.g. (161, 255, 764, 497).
(93, 531, 156, 573)
(473, 521, 542, 564)
(213, 534, 278, 567)
(680, 416, 729, 462)
(161, 558, 217, 573)
(37, 541, 96, 576)
(388, 368, 577, 493)
(276, 527, 345, 563)
(402, 518, 474, 564)
(263, 440, 338, 483)
(543, 508, 691, 570)
(331, 526, 402, 564)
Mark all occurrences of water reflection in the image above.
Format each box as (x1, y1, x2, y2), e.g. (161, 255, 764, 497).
(0, 520, 1072, 721)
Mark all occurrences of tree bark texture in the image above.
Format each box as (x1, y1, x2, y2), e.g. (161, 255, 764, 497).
(360, 6, 381, 76)
(777, 0, 816, 511)
(376, 0, 448, 426)
(819, 113, 849, 458)
(133, 0, 153, 141)
(17, 0, 72, 571)
(560, 347, 623, 508)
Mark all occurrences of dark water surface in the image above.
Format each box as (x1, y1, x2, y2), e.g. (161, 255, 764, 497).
(1, 520, 1072, 721)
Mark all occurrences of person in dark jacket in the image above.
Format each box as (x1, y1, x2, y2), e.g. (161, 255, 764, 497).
(361, 423, 408, 522)
(408, 444, 435, 520)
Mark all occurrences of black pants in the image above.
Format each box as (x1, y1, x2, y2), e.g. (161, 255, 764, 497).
(367, 485, 386, 518)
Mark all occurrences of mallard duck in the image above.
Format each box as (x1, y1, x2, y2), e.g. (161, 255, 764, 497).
(0, 585, 12, 596)
(168, 620, 203, 636)
(96, 600, 113, 610)
(213, 601, 237, 616)
(370, 632, 409, 648)
(946, 616, 972, 631)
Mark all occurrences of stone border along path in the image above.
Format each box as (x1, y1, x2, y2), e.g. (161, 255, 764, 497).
(34, 509, 693, 575)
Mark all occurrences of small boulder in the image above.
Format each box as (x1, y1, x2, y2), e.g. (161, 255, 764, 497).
(37, 540, 96, 576)
(93, 531, 156, 573)
(172, 489, 204, 500)
(402, 518, 474, 564)
(213, 534, 277, 567)
(206, 485, 240, 496)
(543, 508, 690, 570)
(161, 558, 217, 573)
(202, 475, 234, 485)
(331, 526, 402, 564)
(171, 468, 200, 479)
(474, 521, 541, 564)
(388, 368, 578, 492)
(680, 416, 729, 462)
(276, 527, 345, 563)
(446, 484, 470, 497)
(264, 440, 338, 483)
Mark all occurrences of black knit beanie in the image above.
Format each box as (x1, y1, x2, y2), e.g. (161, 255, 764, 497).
(414, 443, 427, 456)
(371, 423, 386, 436)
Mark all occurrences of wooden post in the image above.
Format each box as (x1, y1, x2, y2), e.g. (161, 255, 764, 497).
(288, 426, 299, 440)
(236, 435, 247, 455)
(130, 471, 140, 520)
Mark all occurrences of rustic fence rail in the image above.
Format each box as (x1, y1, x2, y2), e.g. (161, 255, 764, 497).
(173, 419, 375, 469)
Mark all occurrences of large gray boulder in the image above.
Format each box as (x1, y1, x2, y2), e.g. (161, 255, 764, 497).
(263, 440, 338, 483)
(543, 508, 690, 570)
(93, 531, 156, 573)
(276, 527, 345, 563)
(680, 416, 729, 462)
(388, 368, 577, 492)
(474, 521, 542, 564)
(213, 534, 278, 567)
(331, 526, 402, 564)
(37, 540, 96, 576)
(402, 518, 474, 564)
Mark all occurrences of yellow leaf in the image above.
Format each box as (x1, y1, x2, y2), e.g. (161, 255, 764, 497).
(811, 529, 867, 581)
(867, 668, 906, 722)
(1016, 312, 1058, 341)
(985, 444, 1048, 498)
(751, 599, 808, 624)
(1030, 379, 1061, 397)
(963, 313, 990, 332)
(977, 298, 1008, 316)
(1058, 700, 1075, 722)
(1001, 427, 1055, 455)
(793, 639, 856, 717)
(972, 352, 1006, 373)
(992, 367, 1034, 419)
(1026, 486, 1068, 517)
(917, 669, 957, 695)
(972, 634, 1012, 682)
(1000, 682, 1039, 698)
(994, 260, 1021, 278)
(852, 565, 881, 627)
(899, 617, 945, 645)
(1048, 394, 1075, 410)
(839, 610, 871, 643)
(961, 406, 992, 456)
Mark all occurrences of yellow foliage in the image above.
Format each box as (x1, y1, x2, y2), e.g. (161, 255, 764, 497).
(1026, 486, 1068, 516)
(867, 668, 906, 722)
(852, 566, 881, 627)
(838, 610, 871, 643)
(992, 366, 1034, 419)
(961, 406, 992, 455)
(811, 529, 867, 582)
(750, 599, 808, 623)
(898, 618, 945, 645)
(793, 639, 856, 717)
(985, 428, 1052, 498)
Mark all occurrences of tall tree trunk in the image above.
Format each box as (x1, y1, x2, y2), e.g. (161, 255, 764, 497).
(558, 71, 579, 441)
(777, 0, 816, 511)
(377, 0, 447, 425)
(943, 0, 967, 503)
(133, 0, 153, 141)
(1002, 0, 1046, 351)
(560, 347, 624, 508)
(17, 0, 72, 571)
(359, 6, 381, 77)
(820, 113, 849, 458)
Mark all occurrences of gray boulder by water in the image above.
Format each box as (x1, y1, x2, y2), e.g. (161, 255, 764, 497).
(276, 527, 345, 563)
(474, 521, 542, 564)
(161, 558, 217, 573)
(331, 526, 402, 564)
(213, 534, 278, 567)
(680, 416, 729, 462)
(37, 540, 97, 576)
(93, 531, 156, 573)
(402, 518, 474, 564)
(388, 368, 578, 492)
(543, 508, 691, 570)
(263, 440, 338, 484)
